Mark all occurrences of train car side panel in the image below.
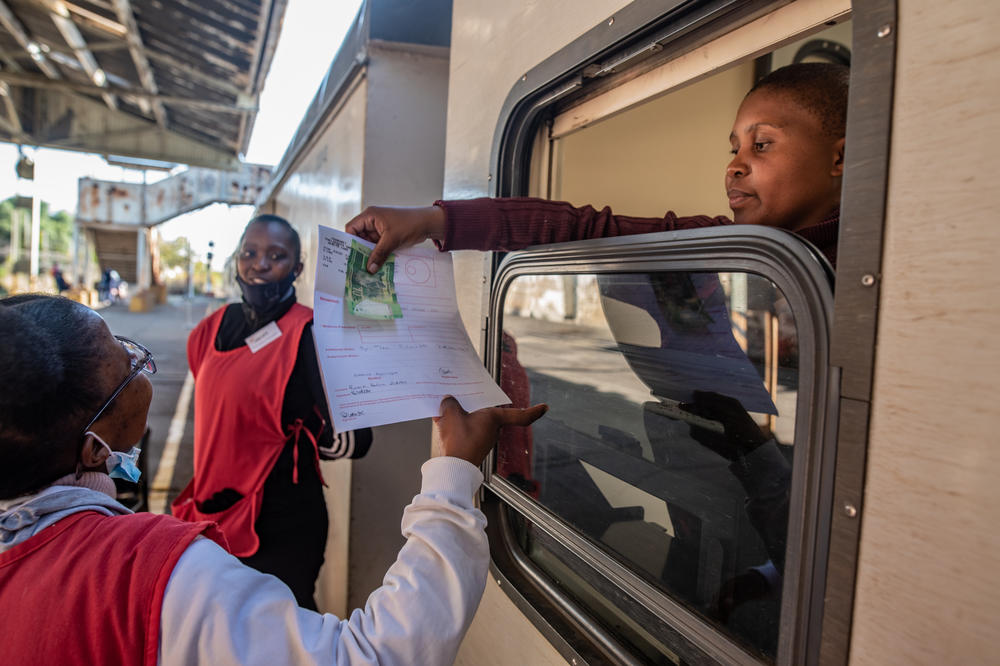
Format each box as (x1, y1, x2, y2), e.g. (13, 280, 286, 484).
(850, 1, 1000, 662)
(269, 77, 368, 616)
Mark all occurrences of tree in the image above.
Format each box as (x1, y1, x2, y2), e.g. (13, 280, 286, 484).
(159, 236, 197, 269)
(0, 196, 74, 254)
(0, 197, 14, 245)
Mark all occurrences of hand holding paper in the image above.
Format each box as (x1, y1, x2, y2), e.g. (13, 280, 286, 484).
(312, 226, 511, 431)
(434, 396, 548, 466)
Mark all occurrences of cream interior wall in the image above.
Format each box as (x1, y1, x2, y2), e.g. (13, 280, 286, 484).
(551, 62, 754, 218)
(849, 1, 1000, 663)
(769, 20, 851, 69)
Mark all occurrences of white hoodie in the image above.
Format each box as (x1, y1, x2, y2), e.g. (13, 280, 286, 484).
(0, 458, 489, 666)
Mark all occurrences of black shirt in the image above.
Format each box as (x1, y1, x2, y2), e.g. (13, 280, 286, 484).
(214, 295, 373, 483)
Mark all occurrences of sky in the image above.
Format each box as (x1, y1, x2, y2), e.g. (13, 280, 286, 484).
(0, 0, 364, 262)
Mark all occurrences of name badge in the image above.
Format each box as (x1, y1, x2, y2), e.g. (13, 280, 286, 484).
(245, 321, 282, 353)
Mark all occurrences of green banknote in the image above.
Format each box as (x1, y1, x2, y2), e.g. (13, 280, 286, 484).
(345, 240, 403, 319)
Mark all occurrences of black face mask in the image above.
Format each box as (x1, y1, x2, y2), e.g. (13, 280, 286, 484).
(237, 271, 297, 313)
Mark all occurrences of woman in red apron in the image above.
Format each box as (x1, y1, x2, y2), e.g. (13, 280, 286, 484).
(172, 214, 373, 609)
(1, 293, 548, 664)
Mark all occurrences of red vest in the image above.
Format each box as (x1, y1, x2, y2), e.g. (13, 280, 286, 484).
(0, 511, 223, 666)
(172, 303, 316, 556)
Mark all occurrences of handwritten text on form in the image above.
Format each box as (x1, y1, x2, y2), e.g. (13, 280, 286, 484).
(313, 226, 510, 431)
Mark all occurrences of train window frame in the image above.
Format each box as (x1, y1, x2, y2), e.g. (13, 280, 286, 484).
(484, 226, 834, 665)
(479, 0, 897, 664)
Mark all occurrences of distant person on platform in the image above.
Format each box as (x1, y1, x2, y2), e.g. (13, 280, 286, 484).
(51, 263, 70, 292)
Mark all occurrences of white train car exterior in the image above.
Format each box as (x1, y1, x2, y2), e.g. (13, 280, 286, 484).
(258, 0, 1000, 663)
(254, 1, 451, 616)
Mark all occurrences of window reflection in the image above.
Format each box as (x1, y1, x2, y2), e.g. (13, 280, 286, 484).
(497, 271, 797, 661)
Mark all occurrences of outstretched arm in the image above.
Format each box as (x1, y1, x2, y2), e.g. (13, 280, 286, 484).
(346, 198, 730, 273)
(161, 398, 547, 666)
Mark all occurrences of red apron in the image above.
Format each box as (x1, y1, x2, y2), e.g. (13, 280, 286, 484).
(0, 511, 224, 666)
(171, 303, 317, 556)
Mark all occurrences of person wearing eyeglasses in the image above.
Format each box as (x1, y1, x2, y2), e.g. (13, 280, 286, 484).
(171, 214, 374, 610)
(0, 294, 547, 665)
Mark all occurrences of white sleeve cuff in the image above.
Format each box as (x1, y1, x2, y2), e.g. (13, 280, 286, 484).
(419, 457, 484, 506)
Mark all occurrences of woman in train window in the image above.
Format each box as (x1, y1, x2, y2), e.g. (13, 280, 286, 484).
(347, 62, 846, 272)
(172, 214, 373, 609)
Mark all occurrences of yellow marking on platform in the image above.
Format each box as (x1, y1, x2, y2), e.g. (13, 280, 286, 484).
(148, 370, 194, 514)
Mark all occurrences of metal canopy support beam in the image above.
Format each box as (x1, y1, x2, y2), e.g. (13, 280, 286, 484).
(237, 0, 273, 159)
(46, 0, 118, 110)
(0, 44, 22, 71)
(63, 0, 127, 38)
(85, 40, 129, 52)
(0, 83, 23, 136)
(5, 86, 240, 169)
(112, 0, 166, 127)
(145, 50, 246, 98)
(0, 0, 61, 79)
(0, 71, 256, 112)
(0, 0, 283, 172)
(0, 44, 26, 140)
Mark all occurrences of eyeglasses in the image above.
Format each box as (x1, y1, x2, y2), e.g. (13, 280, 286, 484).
(81, 336, 156, 434)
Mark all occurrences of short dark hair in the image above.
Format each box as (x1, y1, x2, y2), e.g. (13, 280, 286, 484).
(242, 213, 302, 264)
(0, 295, 105, 497)
(749, 62, 849, 138)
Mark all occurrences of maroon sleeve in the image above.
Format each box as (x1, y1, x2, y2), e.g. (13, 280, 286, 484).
(433, 197, 732, 252)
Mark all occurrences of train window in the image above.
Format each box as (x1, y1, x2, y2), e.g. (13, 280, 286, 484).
(484, 4, 853, 663)
(538, 20, 853, 214)
(494, 264, 801, 662)
(485, 227, 834, 664)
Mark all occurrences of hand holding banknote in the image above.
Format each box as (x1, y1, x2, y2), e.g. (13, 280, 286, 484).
(345, 240, 403, 319)
(345, 205, 446, 273)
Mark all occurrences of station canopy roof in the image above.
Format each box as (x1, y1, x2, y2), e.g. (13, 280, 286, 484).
(0, 0, 288, 169)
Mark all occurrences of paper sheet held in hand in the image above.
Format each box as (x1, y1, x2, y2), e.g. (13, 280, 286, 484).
(313, 226, 511, 431)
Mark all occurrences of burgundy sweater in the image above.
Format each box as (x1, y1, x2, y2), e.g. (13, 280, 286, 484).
(434, 197, 839, 268)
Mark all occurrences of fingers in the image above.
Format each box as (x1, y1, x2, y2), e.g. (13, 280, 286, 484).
(344, 209, 390, 273)
(367, 237, 394, 274)
(346, 205, 445, 273)
(345, 210, 377, 241)
(494, 403, 548, 427)
(438, 397, 546, 427)
(438, 395, 464, 417)
(434, 398, 548, 466)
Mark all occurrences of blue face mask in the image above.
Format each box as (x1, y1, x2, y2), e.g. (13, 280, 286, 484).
(89, 432, 142, 483)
